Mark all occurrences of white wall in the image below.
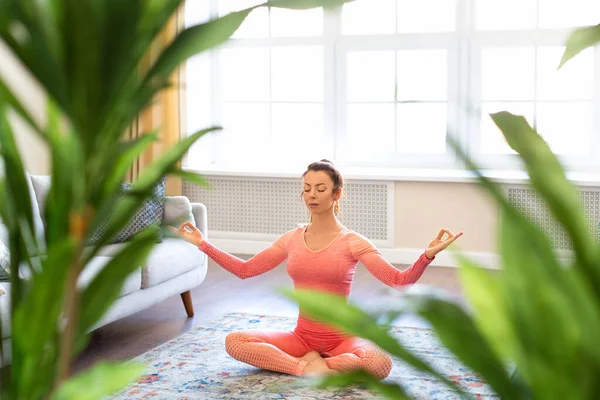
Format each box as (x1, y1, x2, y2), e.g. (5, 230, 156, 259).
(395, 181, 499, 253)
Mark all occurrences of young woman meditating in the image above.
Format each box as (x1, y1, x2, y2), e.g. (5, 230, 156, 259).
(170, 159, 463, 380)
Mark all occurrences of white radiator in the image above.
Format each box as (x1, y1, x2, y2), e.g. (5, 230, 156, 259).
(183, 177, 395, 247)
(506, 185, 600, 250)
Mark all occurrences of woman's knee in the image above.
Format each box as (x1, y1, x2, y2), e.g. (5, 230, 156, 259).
(225, 331, 254, 357)
(365, 351, 393, 380)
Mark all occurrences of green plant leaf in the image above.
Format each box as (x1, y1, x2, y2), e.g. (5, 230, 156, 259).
(144, 10, 253, 84)
(90, 0, 182, 157)
(457, 256, 517, 361)
(498, 212, 600, 400)
(102, 132, 158, 197)
(86, 124, 209, 257)
(448, 130, 600, 400)
(84, 194, 147, 259)
(0, 81, 46, 140)
(316, 370, 411, 399)
(79, 226, 160, 333)
(282, 288, 472, 399)
(12, 240, 75, 398)
(0, 2, 68, 112)
(168, 169, 211, 188)
(559, 24, 600, 68)
(132, 126, 220, 191)
(0, 101, 38, 251)
(490, 112, 600, 292)
(43, 102, 85, 249)
(266, 0, 355, 9)
(53, 361, 145, 400)
(402, 291, 523, 400)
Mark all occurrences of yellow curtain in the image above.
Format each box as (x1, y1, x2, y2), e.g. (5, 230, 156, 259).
(129, 7, 183, 196)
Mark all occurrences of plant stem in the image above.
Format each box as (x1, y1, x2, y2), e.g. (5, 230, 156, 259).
(54, 211, 89, 389)
(55, 256, 81, 388)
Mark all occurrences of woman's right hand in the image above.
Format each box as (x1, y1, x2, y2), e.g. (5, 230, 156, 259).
(168, 222, 204, 247)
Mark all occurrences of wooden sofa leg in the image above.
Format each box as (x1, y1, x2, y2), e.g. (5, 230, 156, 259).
(180, 291, 195, 317)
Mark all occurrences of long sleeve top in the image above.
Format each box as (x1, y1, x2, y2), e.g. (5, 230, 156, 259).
(199, 227, 432, 296)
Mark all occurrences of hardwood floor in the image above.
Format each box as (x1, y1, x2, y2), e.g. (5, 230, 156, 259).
(74, 258, 465, 373)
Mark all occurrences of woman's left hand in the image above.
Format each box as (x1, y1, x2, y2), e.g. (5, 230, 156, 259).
(425, 229, 463, 259)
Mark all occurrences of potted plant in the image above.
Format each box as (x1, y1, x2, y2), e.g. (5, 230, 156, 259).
(0, 1, 352, 399)
(285, 23, 600, 400)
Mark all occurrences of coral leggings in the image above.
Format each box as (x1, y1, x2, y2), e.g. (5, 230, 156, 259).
(225, 316, 392, 380)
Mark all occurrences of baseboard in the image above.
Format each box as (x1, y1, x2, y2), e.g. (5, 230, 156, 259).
(209, 238, 501, 270)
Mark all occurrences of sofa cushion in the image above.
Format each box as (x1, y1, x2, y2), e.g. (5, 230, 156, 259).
(78, 256, 141, 298)
(89, 177, 166, 245)
(142, 238, 205, 288)
(87, 243, 127, 258)
(162, 196, 196, 238)
(0, 283, 10, 339)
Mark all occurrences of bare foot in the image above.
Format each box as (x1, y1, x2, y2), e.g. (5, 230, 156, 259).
(302, 354, 333, 377)
(300, 350, 321, 363)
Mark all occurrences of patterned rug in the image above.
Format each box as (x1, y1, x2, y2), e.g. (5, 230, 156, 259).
(111, 312, 498, 399)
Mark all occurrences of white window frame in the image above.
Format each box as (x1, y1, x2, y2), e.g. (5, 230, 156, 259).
(334, 33, 460, 168)
(182, 0, 600, 175)
(465, 0, 600, 172)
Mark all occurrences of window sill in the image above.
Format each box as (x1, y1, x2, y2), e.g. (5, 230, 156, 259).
(183, 164, 600, 187)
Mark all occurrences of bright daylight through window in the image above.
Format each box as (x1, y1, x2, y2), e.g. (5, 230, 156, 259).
(182, 0, 600, 174)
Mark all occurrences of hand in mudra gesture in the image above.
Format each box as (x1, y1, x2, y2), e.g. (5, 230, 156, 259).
(168, 222, 204, 247)
(425, 229, 463, 259)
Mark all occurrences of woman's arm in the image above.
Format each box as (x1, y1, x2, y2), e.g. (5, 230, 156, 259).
(170, 222, 293, 279)
(349, 229, 462, 289)
(199, 237, 289, 279)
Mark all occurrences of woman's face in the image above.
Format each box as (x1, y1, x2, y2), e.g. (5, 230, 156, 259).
(303, 170, 340, 216)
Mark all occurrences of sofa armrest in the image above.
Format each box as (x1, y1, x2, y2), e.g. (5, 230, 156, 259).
(191, 203, 207, 240)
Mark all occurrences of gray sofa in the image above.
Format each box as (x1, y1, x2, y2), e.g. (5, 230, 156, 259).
(0, 173, 208, 365)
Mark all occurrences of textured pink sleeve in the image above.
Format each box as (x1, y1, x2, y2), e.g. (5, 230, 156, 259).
(349, 233, 433, 289)
(199, 230, 293, 279)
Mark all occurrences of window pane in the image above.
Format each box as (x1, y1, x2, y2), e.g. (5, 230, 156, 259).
(539, 0, 600, 29)
(185, 53, 211, 89)
(219, 0, 268, 38)
(480, 102, 534, 154)
(342, 0, 396, 35)
(397, 0, 456, 33)
(185, 0, 211, 27)
(397, 50, 447, 101)
(475, 0, 537, 31)
(220, 48, 270, 101)
(185, 81, 212, 132)
(482, 47, 536, 100)
(270, 8, 323, 37)
(347, 51, 395, 102)
(346, 104, 395, 152)
(536, 102, 593, 155)
(219, 103, 270, 164)
(537, 46, 594, 101)
(271, 46, 323, 102)
(271, 104, 324, 163)
(396, 103, 446, 154)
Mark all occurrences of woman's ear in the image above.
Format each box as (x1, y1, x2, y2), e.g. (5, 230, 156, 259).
(334, 188, 342, 201)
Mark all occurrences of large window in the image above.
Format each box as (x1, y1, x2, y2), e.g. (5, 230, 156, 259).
(182, 0, 600, 172)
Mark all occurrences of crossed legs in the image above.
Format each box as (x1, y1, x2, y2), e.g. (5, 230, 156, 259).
(224, 330, 392, 379)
